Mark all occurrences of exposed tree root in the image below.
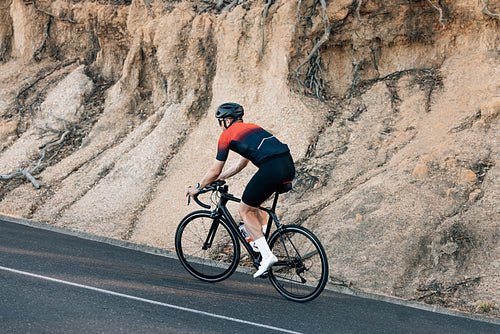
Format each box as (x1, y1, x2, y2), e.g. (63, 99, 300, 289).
(15, 59, 79, 108)
(0, 0, 13, 10)
(214, 0, 247, 13)
(294, 0, 330, 100)
(259, 0, 273, 59)
(33, 16, 51, 61)
(23, 1, 77, 61)
(350, 67, 442, 101)
(24, 0, 77, 23)
(350, 45, 360, 89)
(355, 0, 363, 23)
(482, 0, 500, 21)
(221, 0, 238, 13)
(0, 1, 13, 62)
(414, 275, 500, 301)
(0, 122, 71, 189)
(425, 0, 446, 30)
(0, 21, 13, 63)
(303, 46, 325, 99)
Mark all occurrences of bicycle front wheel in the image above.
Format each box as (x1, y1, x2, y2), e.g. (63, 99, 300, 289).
(175, 211, 240, 282)
(268, 225, 329, 302)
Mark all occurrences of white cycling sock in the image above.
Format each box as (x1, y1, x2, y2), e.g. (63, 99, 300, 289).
(254, 237, 273, 259)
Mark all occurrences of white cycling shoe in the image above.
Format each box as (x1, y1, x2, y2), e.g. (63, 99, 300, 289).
(253, 254, 277, 278)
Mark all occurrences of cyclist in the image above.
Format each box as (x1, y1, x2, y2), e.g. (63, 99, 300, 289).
(186, 102, 295, 278)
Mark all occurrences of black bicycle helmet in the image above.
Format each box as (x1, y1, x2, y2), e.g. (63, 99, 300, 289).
(215, 102, 244, 120)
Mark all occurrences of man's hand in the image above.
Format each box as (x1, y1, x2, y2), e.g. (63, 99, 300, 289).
(186, 185, 201, 199)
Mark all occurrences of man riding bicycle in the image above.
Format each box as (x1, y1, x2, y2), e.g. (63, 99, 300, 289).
(186, 102, 295, 278)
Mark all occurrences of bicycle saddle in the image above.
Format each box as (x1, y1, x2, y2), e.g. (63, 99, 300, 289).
(277, 181, 292, 194)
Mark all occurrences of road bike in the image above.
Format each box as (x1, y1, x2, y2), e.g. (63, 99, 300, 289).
(175, 180, 328, 302)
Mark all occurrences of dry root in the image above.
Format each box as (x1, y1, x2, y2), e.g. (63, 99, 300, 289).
(294, 0, 330, 100)
(425, 0, 446, 30)
(0, 123, 71, 189)
(482, 0, 500, 21)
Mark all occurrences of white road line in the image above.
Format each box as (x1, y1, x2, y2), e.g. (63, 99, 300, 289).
(0, 265, 302, 334)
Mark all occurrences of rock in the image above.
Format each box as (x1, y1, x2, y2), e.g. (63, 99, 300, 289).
(459, 168, 478, 184)
(469, 189, 481, 202)
(481, 99, 500, 123)
(442, 242, 459, 255)
(0, 120, 18, 142)
(412, 162, 430, 179)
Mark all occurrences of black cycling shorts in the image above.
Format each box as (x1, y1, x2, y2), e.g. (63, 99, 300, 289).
(241, 152, 295, 207)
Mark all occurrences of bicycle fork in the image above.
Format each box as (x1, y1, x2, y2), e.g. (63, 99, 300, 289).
(202, 219, 220, 250)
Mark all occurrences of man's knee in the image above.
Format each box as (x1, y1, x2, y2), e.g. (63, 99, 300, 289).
(239, 202, 257, 217)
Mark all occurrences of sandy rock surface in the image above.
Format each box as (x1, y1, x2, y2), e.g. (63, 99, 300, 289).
(0, 0, 498, 318)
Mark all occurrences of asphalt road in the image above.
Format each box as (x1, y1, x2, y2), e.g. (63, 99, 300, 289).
(1, 218, 498, 334)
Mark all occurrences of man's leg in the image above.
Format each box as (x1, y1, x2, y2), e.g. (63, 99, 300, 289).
(239, 202, 277, 278)
(239, 202, 265, 239)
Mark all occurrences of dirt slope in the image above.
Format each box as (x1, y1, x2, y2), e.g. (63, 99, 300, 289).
(0, 0, 499, 317)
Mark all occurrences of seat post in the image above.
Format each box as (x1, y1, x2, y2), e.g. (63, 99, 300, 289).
(271, 191, 280, 211)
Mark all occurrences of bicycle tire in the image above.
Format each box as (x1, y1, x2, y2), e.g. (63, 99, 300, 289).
(175, 210, 240, 282)
(268, 225, 329, 302)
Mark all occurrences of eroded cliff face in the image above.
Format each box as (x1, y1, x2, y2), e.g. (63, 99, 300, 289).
(0, 0, 498, 316)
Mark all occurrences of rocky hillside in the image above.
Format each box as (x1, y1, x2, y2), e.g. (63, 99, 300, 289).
(0, 0, 499, 317)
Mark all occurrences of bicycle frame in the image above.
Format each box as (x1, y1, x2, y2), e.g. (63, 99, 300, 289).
(203, 184, 284, 269)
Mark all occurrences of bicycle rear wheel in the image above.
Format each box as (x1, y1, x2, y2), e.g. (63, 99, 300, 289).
(268, 225, 328, 302)
(175, 211, 240, 282)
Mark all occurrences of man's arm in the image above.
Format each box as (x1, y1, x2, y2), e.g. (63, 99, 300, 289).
(199, 160, 226, 188)
(187, 160, 225, 198)
(218, 156, 249, 181)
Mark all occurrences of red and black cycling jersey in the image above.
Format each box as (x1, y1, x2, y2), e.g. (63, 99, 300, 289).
(216, 122, 290, 167)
